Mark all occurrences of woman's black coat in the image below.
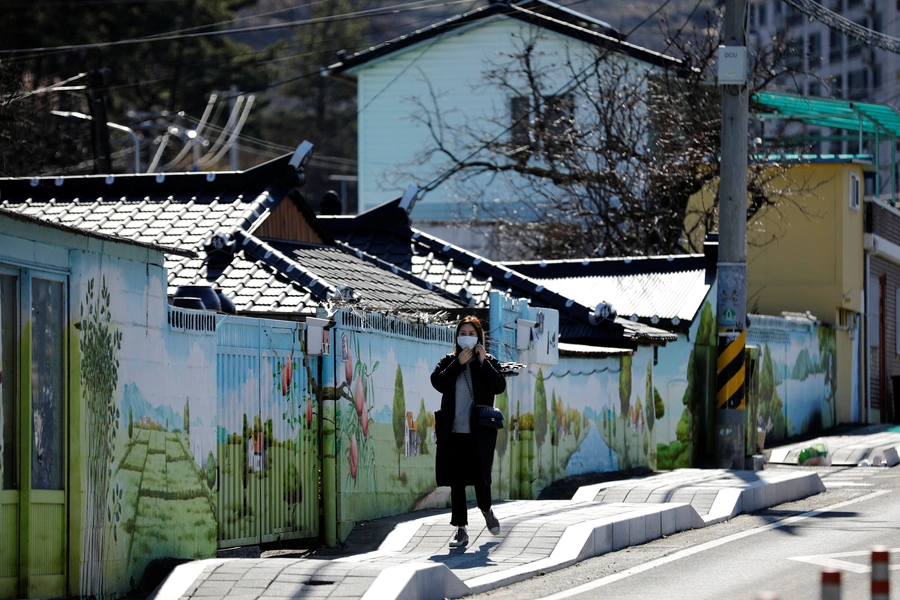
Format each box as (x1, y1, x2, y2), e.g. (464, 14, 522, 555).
(431, 352, 506, 487)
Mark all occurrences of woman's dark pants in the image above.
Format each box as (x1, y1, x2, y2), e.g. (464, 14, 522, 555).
(449, 432, 492, 526)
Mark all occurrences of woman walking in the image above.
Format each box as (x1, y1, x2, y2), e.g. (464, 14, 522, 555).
(431, 315, 506, 548)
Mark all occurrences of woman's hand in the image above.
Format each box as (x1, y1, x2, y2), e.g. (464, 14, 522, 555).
(459, 347, 474, 365)
(474, 344, 486, 364)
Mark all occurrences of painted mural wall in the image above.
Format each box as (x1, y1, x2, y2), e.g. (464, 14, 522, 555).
(325, 299, 717, 538)
(747, 314, 838, 442)
(328, 313, 453, 539)
(69, 252, 218, 599)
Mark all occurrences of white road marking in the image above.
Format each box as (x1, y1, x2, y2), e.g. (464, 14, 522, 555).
(537, 490, 890, 600)
(788, 548, 900, 574)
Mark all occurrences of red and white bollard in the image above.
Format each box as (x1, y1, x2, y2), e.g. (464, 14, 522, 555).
(871, 546, 890, 600)
(821, 569, 841, 600)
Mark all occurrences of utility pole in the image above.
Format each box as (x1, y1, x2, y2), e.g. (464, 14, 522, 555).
(86, 54, 113, 174)
(715, 0, 749, 469)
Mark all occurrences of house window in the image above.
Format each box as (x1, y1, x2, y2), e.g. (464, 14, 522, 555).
(31, 278, 64, 490)
(509, 94, 574, 157)
(510, 96, 532, 150)
(809, 128, 821, 154)
(0, 268, 66, 491)
(786, 38, 803, 68)
(848, 69, 868, 100)
(873, 65, 883, 90)
(850, 171, 861, 210)
(830, 127, 844, 155)
(758, 3, 768, 25)
(808, 81, 822, 97)
(831, 73, 843, 99)
(848, 20, 866, 58)
(829, 29, 843, 63)
(808, 33, 822, 69)
(1, 273, 18, 490)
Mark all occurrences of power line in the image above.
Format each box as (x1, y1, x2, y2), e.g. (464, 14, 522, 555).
(0, 0, 476, 56)
(781, 0, 900, 54)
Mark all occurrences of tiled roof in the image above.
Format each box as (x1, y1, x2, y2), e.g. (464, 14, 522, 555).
(319, 201, 676, 347)
(324, 0, 682, 76)
(0, 206, 195, 258)
(0, 152, 461, 316)
(0, 155, 292, 250)
(505, 249, 718, 332)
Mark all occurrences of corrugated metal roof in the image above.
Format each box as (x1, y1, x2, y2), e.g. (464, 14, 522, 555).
(505, 250, 717, 331)
(526, 270, 709, 322)
(753, 91, 900, 138)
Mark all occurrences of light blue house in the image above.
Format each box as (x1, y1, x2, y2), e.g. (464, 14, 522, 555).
(323, 0, 682, 257)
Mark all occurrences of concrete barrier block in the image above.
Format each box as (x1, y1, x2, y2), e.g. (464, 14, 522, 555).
(628, 515, 648, 546)
(592, 523, 613, 555)
(612, 518, 630, 550)
(645, 510, 661, 541)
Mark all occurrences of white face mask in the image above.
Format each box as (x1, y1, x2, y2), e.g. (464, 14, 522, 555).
(457, 335, 478, 350)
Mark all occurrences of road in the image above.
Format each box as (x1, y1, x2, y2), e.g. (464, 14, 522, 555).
(472, 465, 900, 600)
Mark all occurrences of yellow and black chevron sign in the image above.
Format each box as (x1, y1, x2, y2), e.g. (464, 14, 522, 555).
(716, 330, 745, 410)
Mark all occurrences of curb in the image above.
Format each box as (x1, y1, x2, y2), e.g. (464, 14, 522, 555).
(702, 471, 825, 524)
(464, 502, 704, 595)
(361, 562, 469, 600)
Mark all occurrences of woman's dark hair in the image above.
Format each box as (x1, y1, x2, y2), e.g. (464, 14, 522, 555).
(454, 315, 484, 355)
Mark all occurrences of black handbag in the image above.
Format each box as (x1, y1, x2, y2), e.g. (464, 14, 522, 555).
(473, 405, 504, 430)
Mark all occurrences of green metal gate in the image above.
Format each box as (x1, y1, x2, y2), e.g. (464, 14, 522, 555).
(216, 318, 318, 548)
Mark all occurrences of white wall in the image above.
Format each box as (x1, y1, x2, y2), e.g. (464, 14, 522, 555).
(353, 16, 650, 221)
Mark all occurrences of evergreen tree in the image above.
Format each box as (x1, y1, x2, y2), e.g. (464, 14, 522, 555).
(416, 399, 429, 455)
(533, 369, 548, 481)
(392, 365, 406, 478)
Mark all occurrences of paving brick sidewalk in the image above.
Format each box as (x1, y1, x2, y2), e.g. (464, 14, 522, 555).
(151, 468, 822, 600)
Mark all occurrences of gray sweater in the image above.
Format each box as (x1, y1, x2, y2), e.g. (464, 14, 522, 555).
(452, 363, 473, 433)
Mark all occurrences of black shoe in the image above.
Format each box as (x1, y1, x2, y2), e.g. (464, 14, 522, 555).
(482, 509, 500, 535)
(449, 528, 468, 548)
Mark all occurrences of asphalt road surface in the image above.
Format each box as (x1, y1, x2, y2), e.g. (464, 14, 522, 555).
(472, 465, 900, 600)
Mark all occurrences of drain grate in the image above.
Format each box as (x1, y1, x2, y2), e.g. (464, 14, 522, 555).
(305, 579, 335, 586)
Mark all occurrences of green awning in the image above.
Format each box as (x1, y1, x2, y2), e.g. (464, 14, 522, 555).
(752, 91, 900, 138)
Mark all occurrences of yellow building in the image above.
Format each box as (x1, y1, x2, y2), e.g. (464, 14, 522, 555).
(691, 156, 869, 425)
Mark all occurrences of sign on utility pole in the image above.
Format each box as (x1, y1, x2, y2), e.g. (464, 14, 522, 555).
(715, 0, 749, 469)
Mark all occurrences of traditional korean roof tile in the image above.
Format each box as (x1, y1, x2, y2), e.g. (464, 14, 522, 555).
(0, 151, 461, 315)
(319, 198, 676, 347)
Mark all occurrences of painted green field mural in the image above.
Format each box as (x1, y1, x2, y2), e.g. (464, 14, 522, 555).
(104, 425, 216, 592)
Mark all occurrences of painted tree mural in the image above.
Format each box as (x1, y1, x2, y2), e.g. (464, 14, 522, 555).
(392, 365, 406, 479)
(416, 399, 429, 455)
(619, 355, 632, 468)
(79, 276, 123, 598)
(759, 343, 786, 438)
(534, 368, 548, 482)
(658, 301, 715, 469)
(819, 328, 837, 427)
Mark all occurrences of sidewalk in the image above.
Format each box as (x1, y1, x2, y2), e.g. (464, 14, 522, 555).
(765, 424, 900, 466)
(149, 468, 823, 600)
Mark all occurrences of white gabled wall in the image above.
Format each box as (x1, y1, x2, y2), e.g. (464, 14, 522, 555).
(354, 16, 651, 221)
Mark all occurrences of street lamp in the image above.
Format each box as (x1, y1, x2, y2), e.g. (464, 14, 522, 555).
(51, 110, 141, 174)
